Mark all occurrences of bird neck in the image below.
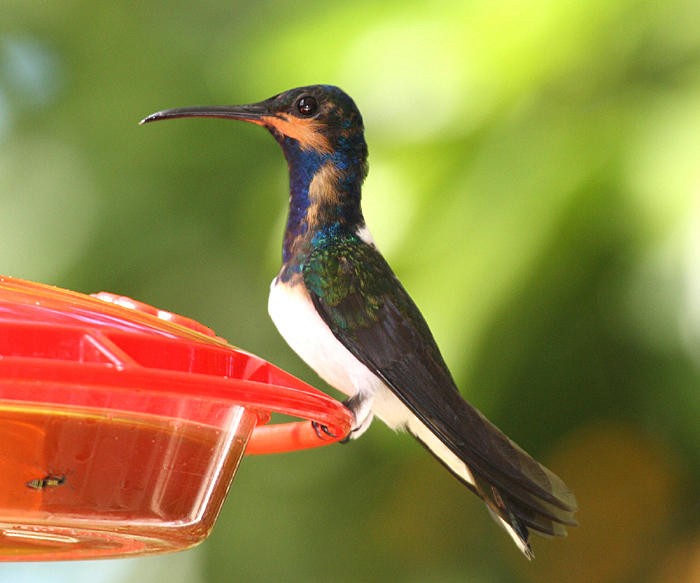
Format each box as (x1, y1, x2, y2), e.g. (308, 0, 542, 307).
(278, 136, 367, 278)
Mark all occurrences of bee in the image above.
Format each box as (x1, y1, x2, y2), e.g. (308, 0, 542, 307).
(26, 473, 67, 490)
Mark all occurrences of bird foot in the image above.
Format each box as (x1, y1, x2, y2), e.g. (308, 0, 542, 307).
(310, 393, 374, 443)
(342, 394, 374, 441)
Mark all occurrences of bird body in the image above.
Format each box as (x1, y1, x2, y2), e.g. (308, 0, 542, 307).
(142, 85, 577, 558)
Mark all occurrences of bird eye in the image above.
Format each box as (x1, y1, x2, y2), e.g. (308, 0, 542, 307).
(296, 95, 318, 117)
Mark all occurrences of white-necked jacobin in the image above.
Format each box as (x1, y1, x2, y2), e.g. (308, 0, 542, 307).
(141, 85, 577, 559)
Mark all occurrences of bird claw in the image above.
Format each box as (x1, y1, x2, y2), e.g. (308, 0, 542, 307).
(311, 420, 337, 440)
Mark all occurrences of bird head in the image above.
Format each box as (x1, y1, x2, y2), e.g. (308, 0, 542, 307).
(141, 85, 368, 179)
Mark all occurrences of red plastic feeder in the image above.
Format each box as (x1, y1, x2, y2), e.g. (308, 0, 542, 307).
(0, 276, 352, 561)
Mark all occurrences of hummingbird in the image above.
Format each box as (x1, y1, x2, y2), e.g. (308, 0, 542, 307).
(141, 85, 577, 558)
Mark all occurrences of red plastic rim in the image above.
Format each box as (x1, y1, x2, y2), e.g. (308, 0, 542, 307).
(0, 276, 352, 454)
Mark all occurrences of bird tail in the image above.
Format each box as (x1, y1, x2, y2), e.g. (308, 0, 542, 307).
(408, 413, 577, 560)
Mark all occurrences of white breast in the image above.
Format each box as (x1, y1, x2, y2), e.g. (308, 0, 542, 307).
(269, 277, 420, 431)
(268, 278, 379, 398)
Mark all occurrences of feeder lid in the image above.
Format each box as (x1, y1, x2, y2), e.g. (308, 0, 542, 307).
(0, 276, 352, 453)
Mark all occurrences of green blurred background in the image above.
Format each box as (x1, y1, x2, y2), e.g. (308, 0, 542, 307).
(2, 0, 700, 581)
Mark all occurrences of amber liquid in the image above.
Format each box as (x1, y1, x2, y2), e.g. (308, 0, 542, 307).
(0, 404, 253, 560)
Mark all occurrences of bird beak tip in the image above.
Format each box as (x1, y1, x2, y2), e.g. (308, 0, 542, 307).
(139, 113, 160, 125)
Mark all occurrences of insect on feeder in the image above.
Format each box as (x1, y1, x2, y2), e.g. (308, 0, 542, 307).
(0, 276, 352, 561)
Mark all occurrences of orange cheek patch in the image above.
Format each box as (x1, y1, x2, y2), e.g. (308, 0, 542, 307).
(263, 114, 332, 153)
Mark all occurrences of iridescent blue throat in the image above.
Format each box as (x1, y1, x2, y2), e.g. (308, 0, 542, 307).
(278, 135, 366, 274)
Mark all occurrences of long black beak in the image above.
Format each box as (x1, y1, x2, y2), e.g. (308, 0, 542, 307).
(140, 102, 271, 125)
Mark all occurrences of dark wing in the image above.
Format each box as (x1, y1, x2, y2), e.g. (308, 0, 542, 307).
(303, 236, 577, 539)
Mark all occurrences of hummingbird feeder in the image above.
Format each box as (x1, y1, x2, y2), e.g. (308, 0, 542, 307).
(0, 276, 352, 561)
